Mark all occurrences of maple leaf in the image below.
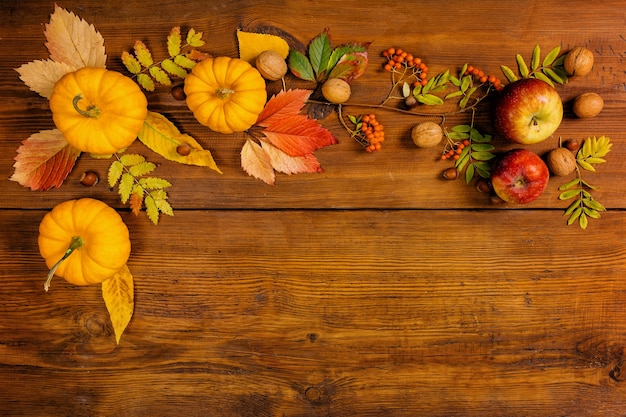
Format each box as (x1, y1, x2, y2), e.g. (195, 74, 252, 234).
(44, 4, 107, 69)
(242, 89, 337, 184)
(10, 130, 81, 191)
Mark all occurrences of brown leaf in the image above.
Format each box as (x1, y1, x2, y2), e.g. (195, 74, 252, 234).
(44, 4, 107, 69)
(241, 138, 275, 185)
(10, 129, 81, 190)
(15, 59, 75, 99)
(129, 192, 143, 216)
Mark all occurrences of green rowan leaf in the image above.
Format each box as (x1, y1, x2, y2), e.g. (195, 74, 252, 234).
(186, 28, 205, 47)
(531, 44, 541, 71)
(174, 54, 196, 69)
(559, 177, 581, 190)
(579, 212, 588, 229)
(137, 73, 155, 91)
(567, 207, 582, 225)
(500, 65, 518, 83)
(167, 27, 182, 57)
(119, 173, 135, 203)
(564, 200, 580, 216)
(162, 59, 188, 78)
(516, 54, 529, 78)
(144, 194, 159, 225)
(108, 160, 124, 187)
(577, 159, 596, 172)
(543, 67, 565, 84)
(559, 189, 581, 200)
(471, 151, 496, 161)
(149, 66, 172, 86)
(128, 161, 156, 177)
(139, 177, 172, 190)
(134, 41, 153, 67)
(445, 90, 464, 99)
(534, 71, 555, 87)
(121, 51, 142, 74)
(543, 46, 561, 67)
(583, 198, 605, 212)
(416, 93, 444, 106)
(464, 163, 475, 184)
(470, 143, 495, 152)
(120, 154, 146, 166)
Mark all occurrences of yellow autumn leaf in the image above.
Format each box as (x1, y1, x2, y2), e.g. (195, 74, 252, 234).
(237, 30, 290, 64)
(102, 265, 134, 344)
(139, 111, 222, 174)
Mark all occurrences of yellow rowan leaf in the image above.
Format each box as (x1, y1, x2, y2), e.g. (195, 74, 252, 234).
(139, 111, 222, 174)
(102, 265, 134, 344)
(237, 30, 290, 64)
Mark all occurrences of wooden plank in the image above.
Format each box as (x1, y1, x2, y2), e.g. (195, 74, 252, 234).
(1, 209, 624, 415)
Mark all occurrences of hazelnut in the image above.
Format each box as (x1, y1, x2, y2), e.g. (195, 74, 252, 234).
(255, 50, 288, 81)
(442, 167, 458, 180)
(411, 121, 443, 148)
(572, 92, 604, 118)
(546, 147, 577, 176)
(475, 178, 492, 193)
(404, 96, 418, 109)
(176, 143, 191, 156)
(563, 139, 580, 152)
(171, 84, 186, 101)
(79, 171, 99, 187)
(321, 78, 351, 104)
(564, 47, 594, 76)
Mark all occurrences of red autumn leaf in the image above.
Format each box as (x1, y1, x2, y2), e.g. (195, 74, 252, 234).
(10, 129, 81, 191)
(261, 141, 322, 175)
(254, 89, 337, 157)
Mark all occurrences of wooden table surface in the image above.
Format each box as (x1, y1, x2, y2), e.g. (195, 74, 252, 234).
(1, 1, 626, 416)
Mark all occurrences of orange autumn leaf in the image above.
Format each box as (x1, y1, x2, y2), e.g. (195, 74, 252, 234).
(242, 89, 336, 184)
(129, 192, 143, 216)
(255, 89, 337, 157)
(10, 129, 81, 191)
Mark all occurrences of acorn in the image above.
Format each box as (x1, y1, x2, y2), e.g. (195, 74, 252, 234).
(79, 171, 99, 187)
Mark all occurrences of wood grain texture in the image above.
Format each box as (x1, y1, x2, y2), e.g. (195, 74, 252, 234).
(1, 1, 626, 416)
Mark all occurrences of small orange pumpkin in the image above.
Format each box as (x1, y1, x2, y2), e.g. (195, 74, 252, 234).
(38, 198, 131, 291)
(184, 56, 267, 134)
(49, 67, 148, 155)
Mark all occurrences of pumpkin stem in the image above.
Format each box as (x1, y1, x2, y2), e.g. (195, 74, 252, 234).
(215, 87, 235, 100)
(44, 236, 83, 292)
(72, 94, 101, 118)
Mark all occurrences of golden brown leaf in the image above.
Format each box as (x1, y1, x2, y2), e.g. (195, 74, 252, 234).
(102, 265, 134, 344)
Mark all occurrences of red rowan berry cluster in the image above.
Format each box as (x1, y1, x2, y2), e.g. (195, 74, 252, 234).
(348, 113, 385, 152)
(464, 65, 504, 91)
(382, 47, 429, 87)
(441, 139, 470, 161)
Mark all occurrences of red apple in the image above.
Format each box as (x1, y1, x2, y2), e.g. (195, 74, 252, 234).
(492, 78, 563, 144)
(490, 149, 549, 204)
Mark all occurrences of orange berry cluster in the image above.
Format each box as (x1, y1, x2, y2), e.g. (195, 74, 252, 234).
(464, 65, 504, 91)
(441, 139, 470, 161)
(358, 113, 385, 152)
(382, 47, 429, 87)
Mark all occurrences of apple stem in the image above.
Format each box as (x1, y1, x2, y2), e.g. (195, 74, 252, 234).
(44, 236, 82, 292)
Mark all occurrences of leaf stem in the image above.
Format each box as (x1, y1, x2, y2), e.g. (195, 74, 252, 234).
(44, 236, 82, 292)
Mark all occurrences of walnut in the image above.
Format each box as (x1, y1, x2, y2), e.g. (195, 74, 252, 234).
(546, 147, 577, 176)
(255, 50, 287, 81)
(411, 121, 443, 148)
(573, 92, 604, 118)
(564, 47, 594, 77)
(321, 78, 351, 104)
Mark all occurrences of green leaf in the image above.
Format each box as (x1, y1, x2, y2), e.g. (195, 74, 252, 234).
(579, 212, 588, 229)
(583, 207, 601, 219)
(174, 54, 197, 70)
(445, 90, 464, 99)
(119, 173, 135, 203)
(137, 73, 155, 91)
(455, 152, 471, 171)
(471, 151, 496, 161)
(452, 125, 471, 133)
(149, 66, 172, 86)
(134, 41, 153, 68)
(534, 71, 555, 87)
(564, 199, 580, 216)
(446, 131, 469, 141)
(120, 154, 146, 166)
(326, 44, 366, 71)
(567, 207, 582, 225)
(288, 49, 315, 82)
(559, 189, 581, 200)
(416, 93, 444, 106)
(543, 67, 565, 84)
(167, 27, 182, 57)
(309, 31, 333, 80)
(500, 65, 518, 83)
(531, 44, 541, 71)
(449, 75, 461, 87)
(516, 53, 529, 78)
(543, 46, 561, 67)
(139, 177, 172, 190)
(577, 159, 596, 172)
(464, 163, 475, 184)
(186, 28, 205, 47)
(559, 178, 581, 190)
(460, 75, 471, 92)
(128, 161, 156, 177)
(121, 51, 142, 75)
(583, 198, 605, 212)
(108, 160, 124, 187)
(162, 59, 188, 78)
(470, 143, 495, 152)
